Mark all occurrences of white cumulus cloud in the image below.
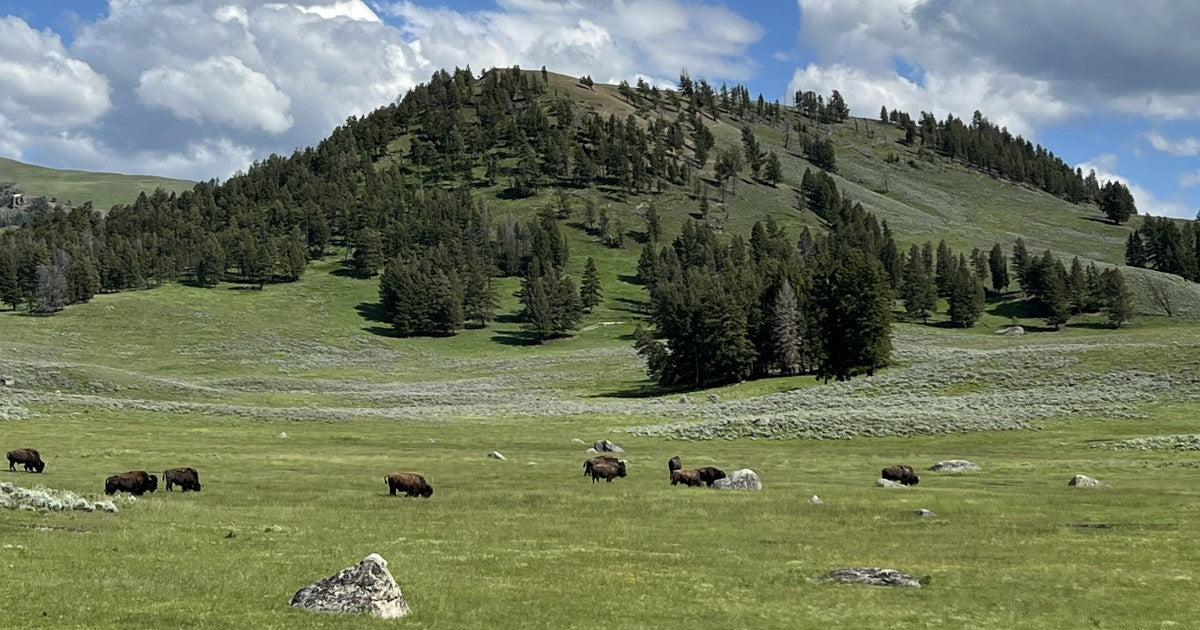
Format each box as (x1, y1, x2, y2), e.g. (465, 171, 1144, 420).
(137, 56, 293, 133)
(1146, 133, 1200, 157)
(0, 16, 111, 131)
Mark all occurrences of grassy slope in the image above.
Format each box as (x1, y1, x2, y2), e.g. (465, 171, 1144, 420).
(2, 73, 1200, 627)
(0, 157, 193, 210)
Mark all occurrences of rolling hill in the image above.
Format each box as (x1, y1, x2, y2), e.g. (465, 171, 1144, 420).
(0, 156, 193, 210)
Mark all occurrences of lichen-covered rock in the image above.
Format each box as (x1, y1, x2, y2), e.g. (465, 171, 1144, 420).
(593, 439, 624, 453)
(712, 468, 761, 491)
(808, 495, 823, 505)
(915, 508, 936, 518)
(1069, 474, 1109, 488)
(818, 567, 922, 588)
(487, 451, 506, 460)
(996, 325, 1025, 336)
(927, 460, 981, 472)
(874, 478, 908, 488)
(290, 553, 410, 619)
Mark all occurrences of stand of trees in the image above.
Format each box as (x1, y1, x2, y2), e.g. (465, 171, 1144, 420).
(1125, 215, 1200, 281)
(635, 194, 898, 389)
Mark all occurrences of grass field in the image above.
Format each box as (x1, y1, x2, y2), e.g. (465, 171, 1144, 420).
(0, 157, 193, 211)
(1, 258, 1200, 628)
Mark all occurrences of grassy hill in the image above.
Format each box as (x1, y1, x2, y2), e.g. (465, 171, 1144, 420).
(0, 157, 193, 210)
(2, 70, 1200, 627)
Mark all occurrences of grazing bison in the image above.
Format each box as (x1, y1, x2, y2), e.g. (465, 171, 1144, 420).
(385, 472, 433, 498)
(668, 456, 682, 473)
(105, 471, 158, 496)
(695, 466, 727, 487)
(670, 469, 703, 487)
(7, 448, 44, 473)
(584, 455, 620, 477)
(881, 465, 920, 486)
(589, 460, 627, 483)
(163, 467, 202, 492)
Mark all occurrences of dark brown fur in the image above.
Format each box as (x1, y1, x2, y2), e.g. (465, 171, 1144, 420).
(385, 472, 433, 498)
(668, 456, 682, 473)
(881, 464, 920, 486)
(589, 460, 627, 483)
(583, 455, 620, 477)
(7, 448, 44, 473)
(670, 469, 703, 487)
(695, 466, 726, 487)
(105, 471, 158, 495)
(163, 467, 202, 492)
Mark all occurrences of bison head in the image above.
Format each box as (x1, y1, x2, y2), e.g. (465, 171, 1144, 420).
(147, 474, 159, 493)
(33, 460, 44, 473)
(422, 486, 433, 498)
(617, 460, 628, 478)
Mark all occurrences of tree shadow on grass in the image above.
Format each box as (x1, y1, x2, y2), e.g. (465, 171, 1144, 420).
(330, 260, 364, 279)
(491, 330, 543, 346)
(1066, 321, 1119, 330)
(612, 297, 649, 315)
(617, 274, 642, 286)
(595, 381, 687, 399)
(988, 299, 1040, 320)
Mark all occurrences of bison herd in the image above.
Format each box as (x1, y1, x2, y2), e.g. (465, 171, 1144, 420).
(6, 443, 923, 503)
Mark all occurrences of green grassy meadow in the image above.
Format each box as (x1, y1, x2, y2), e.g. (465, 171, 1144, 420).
(2, 259, 1200, 628)
(0, 157, 193, 210)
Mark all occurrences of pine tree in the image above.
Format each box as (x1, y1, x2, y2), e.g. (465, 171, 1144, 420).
(636, 243, 657, 286)
(462, 265, 498, 328)
(0, 250, 18, 310)
(947, 255, 984, 327)
(901, 244, 937, 321)
(810, 250, 893, 382)
(763, 151, 782, 187)
(1099, 180, 1137, 224)
(1043, 260, 1072, 329)
(351, 229, 384, 278)
(1101, 267, 1134, 328)
(1125, 231, 1147, 267)
(970, 247, 988, 280)
(934, 239, 953, 296)
(1067, 256, 1088, 314)
(1011, 237, 1030, 294)
(770, 279, 803, 375)
(580, 257, 601, 312)
(33, 263, 68, 314)
(194, 235, 226, 287)
(988, 243, 1009, 293)
(644, 203, 662, 243)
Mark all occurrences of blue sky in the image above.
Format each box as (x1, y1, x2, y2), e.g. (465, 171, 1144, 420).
(0, 0, 1197, 218)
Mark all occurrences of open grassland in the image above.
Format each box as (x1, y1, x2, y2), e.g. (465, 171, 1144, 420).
(0, 157, 193, 210)
(2, 409, 1200, 628)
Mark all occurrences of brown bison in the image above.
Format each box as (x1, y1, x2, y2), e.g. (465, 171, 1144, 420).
(163, 467, 202, 492)
(105, 471, 158, 496)
(670, 469, 703, 487)
(881, 465, 920, 486)
(584, 455, 620, 477)
(7, 448, 44, 473)
(385, 472, 433, 498)
(589, 460, 627, 483)
(668, 456, 682, 473)
(695, 466, 727, 487)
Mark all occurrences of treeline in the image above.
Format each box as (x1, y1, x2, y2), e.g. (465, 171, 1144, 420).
(1125, 215, 1200, 281)
(880, 107, 1137, 220)
(634, 195, 898, 388)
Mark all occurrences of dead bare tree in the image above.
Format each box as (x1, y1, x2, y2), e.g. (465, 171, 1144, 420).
(1147, 278, 1175, 317)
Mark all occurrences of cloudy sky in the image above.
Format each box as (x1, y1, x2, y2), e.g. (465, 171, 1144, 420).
(1, 0, 1197, 218)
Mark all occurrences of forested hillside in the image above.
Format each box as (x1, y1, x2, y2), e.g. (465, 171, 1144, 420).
(1, 65, 1196, 391)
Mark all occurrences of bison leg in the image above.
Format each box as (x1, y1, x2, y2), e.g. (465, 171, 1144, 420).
(389, 485, 396, 496)
(7, 460, 13, 472)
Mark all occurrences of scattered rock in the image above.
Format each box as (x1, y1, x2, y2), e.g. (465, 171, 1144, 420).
(712, 469, 762, 491)
(678, 395, 689, 404)
(571, 438, 585, 444)
(487, 451, 506, 461)
(808, 495, 823, 505)
(278, 432, 288, 439)
(426, 438, 436, 444)
(0, 376, 13, 387)
(1069, 474, 1109, 488)
(874, 478, 908, 489)
(526, 462, 537, 466)
(706, 393, 720, 403)
(818, 567, 922, 588)
(996, 325, 1025, 336)
(585, 448, 598, 455)
(593, 440, 624, 453)
(927, 459, 981, 472)
(290, 553, 410, 619)
(915, 508, 936, 518)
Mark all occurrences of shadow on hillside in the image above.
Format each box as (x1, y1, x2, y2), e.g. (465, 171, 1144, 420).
(494, 312, 522, 324)
(1080, 216, 1118, 226)
(329, 261, 364, 279)
(596, 381, 686, 399)
(490, 330, 542, 346)
(617, 274, 642, 286)
(1067, 321, 1118, 330)
(355, 301, 388, 324)
(988, 299, 1040, 320)
(612, 296, 648, 315)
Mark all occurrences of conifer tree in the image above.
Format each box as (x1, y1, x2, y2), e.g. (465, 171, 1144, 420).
(462, 264, 498, 327)
(33, 262, 68, 314)
(644, 203, 662, 243)
(1125, 232, 1147, 267)
(580, 257, 601, 312)
(1099, 180, 1137, 224)
(351, 229, 384, 278)
(1011, 238, 1030, 294)
(902, 244, 937, 321)
(935, 239, 953, 296)
(1043, 259, 1072, 329)
(763, 151, 782, 187)
(1101, 267, 1133, 328)
(0, 250, 18, 310)
(1067, 256, 1088, 314)
(810, 250, 893, 382)
(947, 255, 984, 327)
(970, 247, 988, 280)
(988, 243, 1009, 293)
(770, 279, 803, 375)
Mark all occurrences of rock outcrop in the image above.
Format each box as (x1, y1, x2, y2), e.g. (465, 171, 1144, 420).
(927, 460, 981, 472)
(712, 468, 761, 491)
(818, 567, 922, 588)
(1068, 474, 1109, 488)
(290, 554, 410, 619)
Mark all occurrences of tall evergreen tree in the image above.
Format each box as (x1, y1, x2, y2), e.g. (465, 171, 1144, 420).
(1125, 231, 1147, 267)
(763, 151, 782, 187)
(810, 250, 893, 382)
(901, 244, 937, 321)
(1101, 267, 1134, 328)
(947, 255, 985, 327)
(580, 257, 601, 312)
(934, 239, 953, 296)
(462, 265, 498, 328)
(1011, 238, 1030, 295)
(0, 250, 20, 310)
(33, 262, 68, 314)
(1067, 256, 1088, 314)
(1099, 180, 1137, 224)
(988, 243, 1009, 293)
(1043, 259, 1072, 329)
